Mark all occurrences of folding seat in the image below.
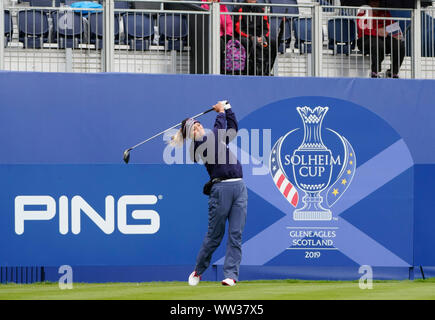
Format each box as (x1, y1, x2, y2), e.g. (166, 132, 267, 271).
(269, 0, 299, 53)
(404, 13, 435, 57)
(70, 1, 102, 18)
(285, 0, 299, 15)
(30, 0, 60, 6)
(327, 18, 356, 55)
(293, 17, 312, 53)
(96, 1, 131, 15)
(114, 1, 130, 9)
(113, 1, 131, 18)
(404, 25, 412, 57)
(52, 10, 87, 48)
(317, 0, 334, 13)
(18, 10, 50, 48)
(64, 0, 82, 5)
(269, 18, 293, 53)
(123, 12, 155, 51)
(421, 13, 435, 57)
(88, 11, 121, 49)
(158, 14, 188, 51)
(4, 10, 12, 47)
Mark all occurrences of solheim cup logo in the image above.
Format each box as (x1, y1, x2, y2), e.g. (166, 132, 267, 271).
(270, 106, 356, 221)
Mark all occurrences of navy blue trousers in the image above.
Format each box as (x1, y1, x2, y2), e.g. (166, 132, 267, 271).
(195, 180, 248, 281)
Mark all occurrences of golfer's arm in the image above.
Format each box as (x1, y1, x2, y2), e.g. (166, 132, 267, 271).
(220, 109, 238, 144)
(214, 112, 226, 130)
(225, 109, 238, 133)
(213, 109, 238, 143)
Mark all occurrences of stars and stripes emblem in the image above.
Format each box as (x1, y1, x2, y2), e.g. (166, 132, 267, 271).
(326, 136, 356, 207)
(270, 137, 299, 207)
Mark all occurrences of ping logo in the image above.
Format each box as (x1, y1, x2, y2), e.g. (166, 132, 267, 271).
(15, 195, 160, 235)
(270, 106, 356, 221)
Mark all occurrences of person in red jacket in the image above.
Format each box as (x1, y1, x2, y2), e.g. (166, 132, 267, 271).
(357, 0, 405, 78)
(233, 0, 277, 76)
(201, 0, 233, 37)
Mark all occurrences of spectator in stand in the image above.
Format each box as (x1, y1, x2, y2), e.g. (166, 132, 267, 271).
(233, 0, 277, 76)
(201, 0, 233, 74)
(357, 0, 405, 78)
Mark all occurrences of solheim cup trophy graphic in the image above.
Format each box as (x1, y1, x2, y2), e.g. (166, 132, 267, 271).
(292, 106, 333, 221)
(270, 105, 356, 221)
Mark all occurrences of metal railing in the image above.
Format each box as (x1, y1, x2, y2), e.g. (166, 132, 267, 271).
(219, 1, 314, 76)
(1, 2, 104, 72)
(0, 0, 433, 79)
(420, 5, 435, 78)
(321, 6, 413, 78)
(111, 1, 210, 74)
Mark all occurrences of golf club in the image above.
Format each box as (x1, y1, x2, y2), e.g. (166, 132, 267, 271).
(123, 101, 229, 163)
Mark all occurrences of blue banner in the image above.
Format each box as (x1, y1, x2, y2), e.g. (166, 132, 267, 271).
(0, 71, 434, 280)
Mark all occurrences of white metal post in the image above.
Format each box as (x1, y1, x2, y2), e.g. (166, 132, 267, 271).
(412, 0, 422, 78)
(312, 3, 323, 77)
(103, 0, 115, 72)
(0, 0, 5, 70)
(211, 1, 220, 74)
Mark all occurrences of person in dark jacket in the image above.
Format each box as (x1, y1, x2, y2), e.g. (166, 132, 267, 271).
(170, 101, 247, 287)
(233, 0, 277, 75)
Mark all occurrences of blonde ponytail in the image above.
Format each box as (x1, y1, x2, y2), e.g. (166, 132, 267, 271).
(168, 128, 185, 147)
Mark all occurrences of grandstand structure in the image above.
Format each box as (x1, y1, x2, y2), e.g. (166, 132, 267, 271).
(0, 0, 435, 78)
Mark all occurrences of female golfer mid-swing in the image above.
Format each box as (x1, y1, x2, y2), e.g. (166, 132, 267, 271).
(170, 101, 247, 287)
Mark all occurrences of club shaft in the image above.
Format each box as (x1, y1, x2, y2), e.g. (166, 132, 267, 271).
(128, 107, 214, 152)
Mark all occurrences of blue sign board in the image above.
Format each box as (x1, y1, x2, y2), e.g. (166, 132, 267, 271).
(0, 71, 434, 280)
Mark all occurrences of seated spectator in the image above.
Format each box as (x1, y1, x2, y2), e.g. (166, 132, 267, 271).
(201, 0, 234, 74)
(357, 0, 405, 78)
(233, 0, 277, 76)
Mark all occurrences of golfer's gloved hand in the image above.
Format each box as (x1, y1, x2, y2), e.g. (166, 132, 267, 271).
(219, 100, 232, 110)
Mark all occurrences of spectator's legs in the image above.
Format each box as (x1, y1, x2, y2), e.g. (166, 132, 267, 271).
(267, 38, 277, 76)
(371, 36, 385, 74)
(358, 36, 385, 74)
(385, 36, 405, 75)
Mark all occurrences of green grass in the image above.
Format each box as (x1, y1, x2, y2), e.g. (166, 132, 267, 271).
(1, 279, 435, 300)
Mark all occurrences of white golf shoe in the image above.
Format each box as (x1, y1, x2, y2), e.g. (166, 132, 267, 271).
(221, 278, 236, 286)
(188, 271, 201, 286)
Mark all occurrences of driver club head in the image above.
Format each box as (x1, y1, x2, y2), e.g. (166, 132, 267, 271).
(123, 149, 131, 164)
